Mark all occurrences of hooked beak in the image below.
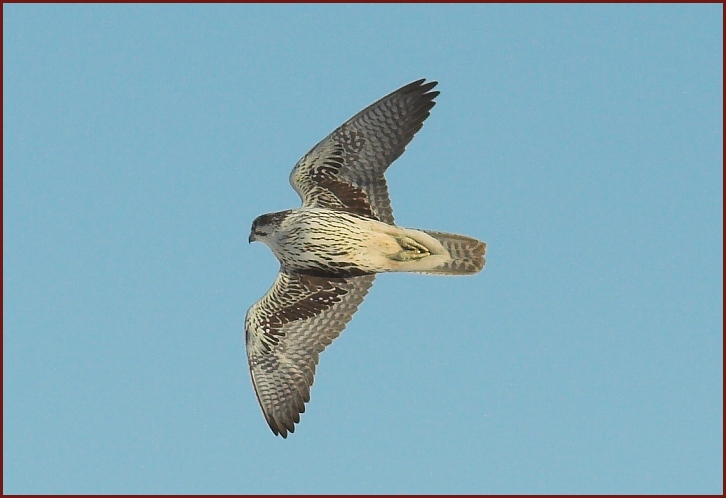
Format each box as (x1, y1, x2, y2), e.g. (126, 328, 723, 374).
(248, 232, 255, 244)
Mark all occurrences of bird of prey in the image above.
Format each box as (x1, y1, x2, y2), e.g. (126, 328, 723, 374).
(246, 78, 486, 437)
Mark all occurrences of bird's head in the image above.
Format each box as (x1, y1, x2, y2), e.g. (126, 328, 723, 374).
(249, 211, 289, 244)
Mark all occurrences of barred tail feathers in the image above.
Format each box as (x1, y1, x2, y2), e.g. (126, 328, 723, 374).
(420, 230, 486, 275)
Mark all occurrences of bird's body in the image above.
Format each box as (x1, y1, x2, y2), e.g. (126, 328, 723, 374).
(251, 207, 471, 276)
(245, 79, 486, 437)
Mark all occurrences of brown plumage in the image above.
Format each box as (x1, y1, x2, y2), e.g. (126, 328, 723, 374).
(246, 79, 486, 437)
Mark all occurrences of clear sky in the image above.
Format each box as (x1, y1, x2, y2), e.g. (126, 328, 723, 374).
(3, 4, 722, 494)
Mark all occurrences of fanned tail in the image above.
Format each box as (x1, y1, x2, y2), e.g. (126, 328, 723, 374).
(420, 230, 486, 275)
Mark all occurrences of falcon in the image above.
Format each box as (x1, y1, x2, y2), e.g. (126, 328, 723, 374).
(246, 79, 486, 437)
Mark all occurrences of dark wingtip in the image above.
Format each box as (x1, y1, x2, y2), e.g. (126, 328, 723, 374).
(418, 79, 439, 94)
(408, 78, 438, 89)
(399, 78, 438, 97)
(409, 79, 439, 112)
(268, 418, 290, 438)
(266, 410, 300, 439)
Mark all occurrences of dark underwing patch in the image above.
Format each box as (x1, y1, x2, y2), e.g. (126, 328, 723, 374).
(320, 178, 376, 220)
(258, 274, 350, 352)
(309, 142, 378, 220)
(297, 265, 374, 279)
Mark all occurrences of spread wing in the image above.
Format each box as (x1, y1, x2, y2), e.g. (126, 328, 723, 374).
(289, 79, 439, 225)
(245, 269, 375, 437)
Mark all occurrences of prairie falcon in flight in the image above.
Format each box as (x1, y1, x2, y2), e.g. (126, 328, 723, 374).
(246, 79, 486, 437)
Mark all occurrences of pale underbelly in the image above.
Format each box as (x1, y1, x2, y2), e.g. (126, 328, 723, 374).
(276, 218, 449, 275)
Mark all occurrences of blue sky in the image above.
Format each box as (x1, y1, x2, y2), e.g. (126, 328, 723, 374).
(3, 4, 722, 494)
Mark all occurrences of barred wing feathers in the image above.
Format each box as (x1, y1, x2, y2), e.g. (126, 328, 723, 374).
(289, 79, 439, 225)
(245, 270, 375, 437)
